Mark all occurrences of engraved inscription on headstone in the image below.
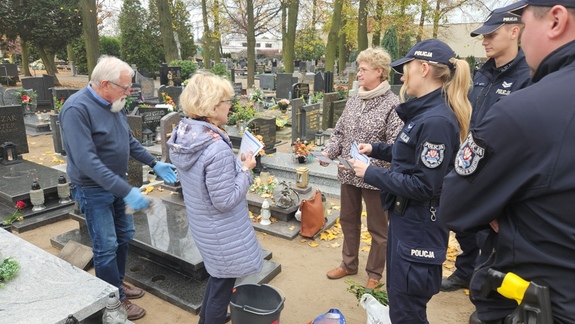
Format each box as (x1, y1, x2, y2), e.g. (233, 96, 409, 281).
(233, 83, 243, 96)
(259, 74, 275, 90)
(247, 117, 277, 154)
(291, 83, 310, 102)
(0, 105, 28, 154)
(301, 103, 321, 142)
(321, 92, 339, 129)
(137, 107, 169, 134)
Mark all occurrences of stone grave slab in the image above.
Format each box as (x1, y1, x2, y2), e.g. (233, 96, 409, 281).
(247, 116, 277, 154)
(160, 112, 182, 164)
(0, 229, 117, 323)
(57, 240, 93, 270)
(314, 72, 325, 93)
(233, 82, 243, 96)
(259, 74, 275, 90)
(51, 196, 282, 315)
(24, 114, 51, 135)
(332, 99, 348, 128)
(292, 102, 320, 143)
(127, 115, 144, 188)
(0, 105, 29, 154)
(276, 73, 298, 99)
(292, 82, 310, 102)
(321, 92, 340, 129)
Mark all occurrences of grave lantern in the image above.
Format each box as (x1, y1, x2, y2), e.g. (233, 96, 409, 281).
(142, 128, 153, 146)
(30, 180, 46, 212)
(57, 175, 72, 204)
(314, 130, 326, 147)
(295, 166, 309, 188)
(154, 126, 162, 144)
(0, 141, 21, 165)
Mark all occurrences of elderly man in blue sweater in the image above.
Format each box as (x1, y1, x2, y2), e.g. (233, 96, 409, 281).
(60, 55, 177, 321)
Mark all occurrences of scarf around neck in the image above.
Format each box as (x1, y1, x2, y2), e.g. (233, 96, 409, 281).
(357, 80, 391, 100)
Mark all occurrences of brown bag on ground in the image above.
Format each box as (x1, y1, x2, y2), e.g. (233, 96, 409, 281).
(299, 189, 326, 238)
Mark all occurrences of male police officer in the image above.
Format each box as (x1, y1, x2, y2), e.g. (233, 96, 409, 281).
(440, 0, 575, 323)
(440, 4, 531, 292)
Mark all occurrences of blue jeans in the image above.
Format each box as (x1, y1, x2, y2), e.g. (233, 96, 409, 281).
(71, 184, 135, 301)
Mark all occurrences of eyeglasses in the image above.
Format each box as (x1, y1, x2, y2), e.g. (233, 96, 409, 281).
(220, 98, 234, 104)
(357, 67, 376, 74)
(108, 80, 132, 93)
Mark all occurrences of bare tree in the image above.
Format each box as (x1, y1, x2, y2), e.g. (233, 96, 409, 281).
(156, 0, 178, 63)
(324, 0, 344, 73)
(81, 0, 100, 78)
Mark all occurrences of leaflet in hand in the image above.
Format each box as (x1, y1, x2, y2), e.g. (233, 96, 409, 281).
(236, 130, 263, 166)
(350, 141, 370, 165)
(311, 152, 339, 165)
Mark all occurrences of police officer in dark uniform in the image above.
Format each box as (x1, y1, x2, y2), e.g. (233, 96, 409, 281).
(440, 1, 575, 323)
(441, 4, 531, 293)
(352, 39, 472, 323)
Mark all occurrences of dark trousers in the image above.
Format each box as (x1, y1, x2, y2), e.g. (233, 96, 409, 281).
(454, 229, 490, 281)
(199, 276, 236, 324)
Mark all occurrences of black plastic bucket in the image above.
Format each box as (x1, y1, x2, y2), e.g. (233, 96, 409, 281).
(230, 284, 285, 324)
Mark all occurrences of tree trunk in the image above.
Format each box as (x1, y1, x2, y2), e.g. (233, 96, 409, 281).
(201, 0, 212, 66)
(36, 46, 61, 86)
(433, 1, 440, 38)
(283, 0, 299, 74)
(20, 39, 32, 77)
(156, 0, 178, 63)
(247, 0, 256, 87)
(357, 0, 368, 52)
(417, 0, 428, 43)
(66, 44, 76, 63)
(338, 31, 346, 75)
(212, 0, 221, 64)
(324, 0, 343, 73)
(372, 0, 384, 47)
(80, 0, 100, 79)
(281, 0, 288, 65)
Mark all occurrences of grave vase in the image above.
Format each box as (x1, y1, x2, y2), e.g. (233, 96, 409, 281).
(253, 155, 263, 174)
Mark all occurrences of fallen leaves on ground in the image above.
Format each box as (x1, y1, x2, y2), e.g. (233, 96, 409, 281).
(308, 241, 319, 247)
(143, 186, 154, 194)
(361, 246, 371, 252)
(289, 225, 295, 231)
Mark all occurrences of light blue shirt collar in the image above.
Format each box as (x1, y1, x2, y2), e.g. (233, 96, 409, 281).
(87, 84, 111, 107)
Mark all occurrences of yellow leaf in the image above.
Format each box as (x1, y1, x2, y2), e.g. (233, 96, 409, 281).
(44, 151, 53, 155)
(170, 191, 178, 195)
(361, 211, 367, 217)
(464, 289, 469, 296)
(327, 209, 332, 216)
(320, 232, 329, 241)
(263, 233, 268, 236)
(330, 242, 341, 248)
(443, 263, 454, 269)
(144, 186, 154, 194)
(361, 246, 371, 252)
(308, 241, 319, 247)
(261, 193, 271, 198)
(332, 206, 341, 211)
(326, 233, 337, 241)
(52, 156, 60, 162)
(289, 225, 295, 231)
(300, 239, 308, 243)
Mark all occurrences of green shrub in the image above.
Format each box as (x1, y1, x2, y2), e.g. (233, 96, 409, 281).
(211, 63, 231, 79)
(169, 60, 198, 80)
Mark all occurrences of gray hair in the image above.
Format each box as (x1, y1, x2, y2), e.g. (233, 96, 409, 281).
(90, 55, 134, 86)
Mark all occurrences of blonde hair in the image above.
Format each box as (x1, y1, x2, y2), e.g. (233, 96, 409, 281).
(356, 47, 392, 82)
(179, 72, 234, 119)
(400, 59, 472, 143)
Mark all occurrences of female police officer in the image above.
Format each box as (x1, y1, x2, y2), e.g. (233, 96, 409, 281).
(352, 39, 472, 322)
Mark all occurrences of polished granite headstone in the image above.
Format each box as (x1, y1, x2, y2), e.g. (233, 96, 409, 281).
(0, 229, 117, 323)
(322, 92, 340, 129)
(51, 195, 281, 314)
(0, 104, 29, 154)
(276, 73, 298, 100)
(247, 116, 277, 154)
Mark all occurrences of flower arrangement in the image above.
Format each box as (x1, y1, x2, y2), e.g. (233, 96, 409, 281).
(248, 87, 264, 103)
(0, 256, 20, 287)
(227, 102, 257, 126)
(249, 175, 278, 196)
(292, 138, 314, 162)
(335, 85, 347, 99)
(161, 92, 176, 109)
(2, 200, 26, 226)
(53, 97, 65, 113)
(15, 89, 37, 105)
(254, 134, 266, 156)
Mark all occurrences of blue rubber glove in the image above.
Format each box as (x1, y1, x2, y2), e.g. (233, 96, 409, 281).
(153, 161, 178, 184)
(123, 187, 149, 211)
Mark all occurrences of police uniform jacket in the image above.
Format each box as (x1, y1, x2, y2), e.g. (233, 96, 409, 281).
(364, 87, 460, 212)
(469, 49, 530, 129)
(439, 40, 575, 323)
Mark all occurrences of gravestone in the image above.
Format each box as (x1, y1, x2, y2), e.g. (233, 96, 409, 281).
(292, 83, 310, 102)
(348, 80, 359, 97)
(276, 73, 298, 100)
(324, 71, 334, 93)
(21, 75, 55, 112)
(233, 82, 243, 96)
(167, 66, 182, 87)
(0, 105, 29, 154)
(127, 115, 143, 188)
(51, 88, 79, 102)
(259, 74, 275, 90)
(291, 99, 321, 143)
(0, 84, 4, 105)
(321, 92, 340, 129)
(256, 65, 265, 74)
(159, 63, 169, 85)
(313, 72, 325, 93)
(246, 117, 277, 154)
(134, 107, 170, 134)
(332, 99, 348, 128)
(0, 64, 19, 85)
(306, 61, 314, 73)
(160, 112, 181, 164)
(158, 86, 183, 107)
(3, 88, 21, 106)
(138, 73, 157, 102)
(50, 114, 65, 155)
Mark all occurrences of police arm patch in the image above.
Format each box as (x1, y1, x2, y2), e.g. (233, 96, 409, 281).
(420, 141, 445, 169)
(455, 132, 485, 176)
